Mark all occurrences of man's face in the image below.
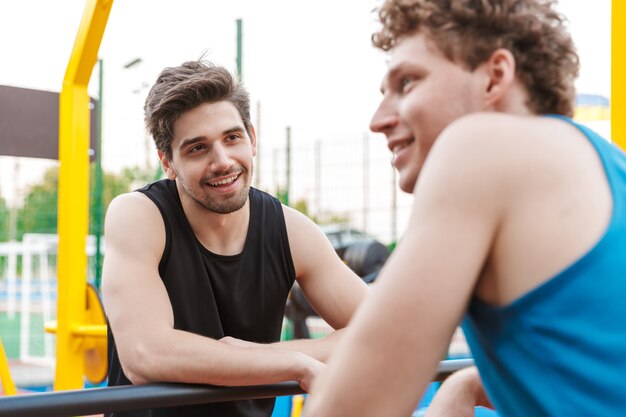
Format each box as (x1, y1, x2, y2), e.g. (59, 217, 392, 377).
(370, 32, 486, 193)
(162, 101, 256, 214)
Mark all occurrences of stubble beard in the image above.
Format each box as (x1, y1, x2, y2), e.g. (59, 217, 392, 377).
(181, 167, 252, 215)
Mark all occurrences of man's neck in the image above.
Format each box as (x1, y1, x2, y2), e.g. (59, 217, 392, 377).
(180, 191, 251, 256)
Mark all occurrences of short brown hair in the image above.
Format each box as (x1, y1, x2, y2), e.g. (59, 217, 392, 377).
(373, 0, 579, 116)
(144, 60, 252, 159)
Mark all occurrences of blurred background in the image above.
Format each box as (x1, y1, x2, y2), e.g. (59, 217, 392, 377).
(0, 0, 612, 404)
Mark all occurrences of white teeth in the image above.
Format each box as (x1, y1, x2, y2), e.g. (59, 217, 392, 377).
(208, 175, 238, 186)
(393, 143, 408, 154)
(392, 139, 414, 154)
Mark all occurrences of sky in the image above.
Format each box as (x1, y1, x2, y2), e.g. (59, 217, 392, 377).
(0, 0, 613, 209)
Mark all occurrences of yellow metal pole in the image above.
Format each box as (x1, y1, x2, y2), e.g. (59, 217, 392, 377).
(0, 338, 17, 395)
(290, 395, 305, 417)
(612, 0, 625, 151)
(56, 0, 113, 391)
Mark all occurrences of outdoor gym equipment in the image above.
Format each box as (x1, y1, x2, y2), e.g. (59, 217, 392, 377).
(0, 338, 16, 395)
(285, 239, 390, 338)
(44, 284, 107, 385)
(54, 0, 112, 391)
(342, 240, 390, 279)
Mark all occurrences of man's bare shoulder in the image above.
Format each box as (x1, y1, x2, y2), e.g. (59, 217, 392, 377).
(106, 191, 159, 223)
(430, 113, 583, 176)
(105, 191, 164, 248)
(440, 113, 581, 150)
(424, 114, 528, 177)
(416, 113, 588, 217)
(282, 204, 316, 229)
(110, 190, 157, 207)
(281, 204, 329, 249)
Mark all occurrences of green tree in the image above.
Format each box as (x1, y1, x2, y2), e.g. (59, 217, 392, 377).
(292, 198, 318, 223)
(16, 168, 58, 237)
(0, 193, 9, 241)
(89, 165, 138, 235)
(275, 187, 289, 206)
(15, 165, 133, 239)
(119, 165, 161, 187)
(290, 198, 351, 225)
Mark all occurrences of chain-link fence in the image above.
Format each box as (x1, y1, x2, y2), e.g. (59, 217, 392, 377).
(0, 131, 414, 390)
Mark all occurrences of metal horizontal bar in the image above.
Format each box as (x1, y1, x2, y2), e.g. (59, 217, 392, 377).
(0, 382, 304, 417)
(0, 359, 474, 417)
(436, 358, 475, 378)
(71, 324, 107, 337)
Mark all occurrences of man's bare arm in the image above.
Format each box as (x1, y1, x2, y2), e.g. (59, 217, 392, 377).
(304, 118, 509, 417)
(221, 207, 369, 362)
(280, 207, 369, 361)
(220, 328, 346, 364)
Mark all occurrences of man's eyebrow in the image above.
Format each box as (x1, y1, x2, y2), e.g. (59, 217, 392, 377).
(380, 63, 427, 94)
(178, 136, 204, 150)
(222, 126, 246, 136)
(379, 76, 388, 95)
(379, 66, 402, 94)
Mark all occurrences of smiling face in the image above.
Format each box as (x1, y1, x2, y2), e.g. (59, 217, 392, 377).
(371, 32, 487, 193)
(160, 101, 257, 214)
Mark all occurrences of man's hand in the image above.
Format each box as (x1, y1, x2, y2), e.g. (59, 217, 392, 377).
(219, 336, 324, 392)
(296, 353, 325, 392)
(425, 367, 493, 417)
(219, 336, 260, 348)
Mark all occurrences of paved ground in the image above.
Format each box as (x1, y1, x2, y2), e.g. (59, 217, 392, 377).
(7, 359, 54, 389)
(1, 361, 103, 416)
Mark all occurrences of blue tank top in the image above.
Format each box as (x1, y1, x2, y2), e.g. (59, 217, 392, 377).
(462, 117, 626, 417)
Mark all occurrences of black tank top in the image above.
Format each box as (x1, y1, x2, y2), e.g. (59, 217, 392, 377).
(106, 179, 296, 417)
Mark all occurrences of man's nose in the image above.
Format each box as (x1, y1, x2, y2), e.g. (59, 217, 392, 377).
(210, 144, 233, 172)
(370, 101, 399, 134)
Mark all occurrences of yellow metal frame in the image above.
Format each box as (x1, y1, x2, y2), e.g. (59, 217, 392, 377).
(291, 395, 305, 417)
(0, 338, 16, 395)
(46, 283, 109, 385)
(55, 0, 113, 391)
(612, 0, 625, 151)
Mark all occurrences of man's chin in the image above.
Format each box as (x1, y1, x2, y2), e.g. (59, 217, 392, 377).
(198, 188, 250, 214)
(398, 174, 418, 194)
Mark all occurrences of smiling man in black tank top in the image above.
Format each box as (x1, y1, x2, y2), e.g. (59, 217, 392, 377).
(102, 61, 369, 417)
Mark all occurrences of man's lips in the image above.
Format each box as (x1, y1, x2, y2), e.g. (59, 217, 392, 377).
(206, 173, 240, 187)
(388, 137, 415, 157)
(388, 137, 415, 168)
(391, 140, 414, 155)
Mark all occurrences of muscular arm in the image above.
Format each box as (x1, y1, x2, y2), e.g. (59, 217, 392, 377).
(280, 207, 369, 361)
(304, 118, 509, 416)
(102, 193, 322, 390)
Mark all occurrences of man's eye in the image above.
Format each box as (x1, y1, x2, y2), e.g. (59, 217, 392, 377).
(227, 134, 241, 142)
(400, 76, 415, 92)
(189, 144, 206, 153)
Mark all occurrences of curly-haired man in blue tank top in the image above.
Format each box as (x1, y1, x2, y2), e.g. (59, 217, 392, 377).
(306, 1, 626, 417)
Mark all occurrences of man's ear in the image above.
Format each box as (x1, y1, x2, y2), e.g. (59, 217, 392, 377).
(481, 48, 517, 109)
(249, 125, 257, 157)
(158, 149, 177, 180)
